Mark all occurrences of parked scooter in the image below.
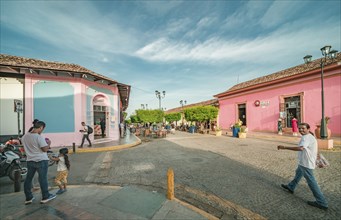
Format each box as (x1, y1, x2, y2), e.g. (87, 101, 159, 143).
(0, 144, 28, 182)
(5, 138, 56, 167)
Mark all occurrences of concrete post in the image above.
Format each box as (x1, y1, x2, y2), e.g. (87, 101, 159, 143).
(14, 170, 21, 192)
(73, 143, 76, 153)
(167, 168, 174, 200)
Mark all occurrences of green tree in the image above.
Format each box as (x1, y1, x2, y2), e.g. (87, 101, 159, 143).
(130, 115, 140, 123)
(136, 109, 164, 123)
(184, 106, 218, 123)
(164, 112, 181, 123)
(123, 112, 128, 120)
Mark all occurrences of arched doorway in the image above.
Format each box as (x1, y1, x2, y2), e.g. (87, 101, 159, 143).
(93, 95, 109, 139)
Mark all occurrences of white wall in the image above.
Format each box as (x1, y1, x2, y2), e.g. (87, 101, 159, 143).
(0, 77, 24, 136)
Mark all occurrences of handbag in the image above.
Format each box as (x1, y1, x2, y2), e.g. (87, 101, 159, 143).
(316, 153, 329, 168)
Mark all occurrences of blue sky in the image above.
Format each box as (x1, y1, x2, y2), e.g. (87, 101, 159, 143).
(1, 0, 340, 116)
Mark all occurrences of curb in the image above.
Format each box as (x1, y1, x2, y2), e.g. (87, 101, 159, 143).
(175, 184, 266, 220)
(68, 136, 142, 154)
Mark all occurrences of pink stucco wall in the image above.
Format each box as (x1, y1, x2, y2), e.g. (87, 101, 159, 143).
(24, 75, 121, 147)
(218, 73, 341, 136)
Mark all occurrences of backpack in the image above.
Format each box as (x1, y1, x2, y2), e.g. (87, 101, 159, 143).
(87, 125, 93, 134)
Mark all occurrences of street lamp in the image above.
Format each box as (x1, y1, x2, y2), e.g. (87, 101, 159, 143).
(303, 45, 338, 139)
(180, 100, 187, 125)
(155, 90, 166, 110)
(180, 100, 187, 107)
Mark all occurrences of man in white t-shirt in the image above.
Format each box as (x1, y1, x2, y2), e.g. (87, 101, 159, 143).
(277, 122, 328, 210)
(22, 121, 56, 205)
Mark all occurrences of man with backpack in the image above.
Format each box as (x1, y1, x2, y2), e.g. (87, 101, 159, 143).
(79, 122, 92, 148)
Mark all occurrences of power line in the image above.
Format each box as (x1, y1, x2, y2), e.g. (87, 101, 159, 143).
(130, 86, 153, 94)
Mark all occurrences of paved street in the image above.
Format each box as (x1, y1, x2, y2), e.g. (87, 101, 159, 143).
(1, 131, 340, 219)
(84, 132, 341, 219)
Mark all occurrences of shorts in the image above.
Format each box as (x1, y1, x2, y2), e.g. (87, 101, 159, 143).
(55, 170, 68, 185)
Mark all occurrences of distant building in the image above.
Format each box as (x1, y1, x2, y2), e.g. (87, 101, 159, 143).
(214, 53, 341, 136)
(0, 54, 130, 146)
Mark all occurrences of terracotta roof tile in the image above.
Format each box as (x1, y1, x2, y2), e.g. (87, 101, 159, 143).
(166, 99, 218, 113)
(217, 52, 341, 96)
(0, 54, 117, 83)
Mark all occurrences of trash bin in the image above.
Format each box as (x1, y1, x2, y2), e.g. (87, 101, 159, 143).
(232, 126, 240, 137)
(189, 126, 196, 134)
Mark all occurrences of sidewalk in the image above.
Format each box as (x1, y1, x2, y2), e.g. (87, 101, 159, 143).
(223, 129, 341, 148)
(0, 185, 215, 220)
(70, 133, 142, 153)
(0, 134, 217, 220)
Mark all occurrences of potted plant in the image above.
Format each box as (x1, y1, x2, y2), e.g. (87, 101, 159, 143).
(215, 126, 222, 136)
(232, 120, 242, 137)
(238, 126, 248, 138)
(315, 116, 331, 139)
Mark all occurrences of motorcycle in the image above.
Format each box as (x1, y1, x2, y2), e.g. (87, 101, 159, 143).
(5, 143, 56, 167)
(0, 144, 28, 182)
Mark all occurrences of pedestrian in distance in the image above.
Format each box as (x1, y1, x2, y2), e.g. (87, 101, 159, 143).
(277, 122, 328, 210)
(291, 117, 298, 136)
(49, 148, 70, 195)
(22, 121, 56, 205)
(100, 118, 106, 138)
(120, 122, 125, 138)
(79, 122, 92, 148)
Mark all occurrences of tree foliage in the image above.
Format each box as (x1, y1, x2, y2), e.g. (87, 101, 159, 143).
(136, 109, 164, 123)
(125, 119, 131, 124)
(130, 115, 140, 123)
(164, 112, 181, 123)
(123, 112, 128, 120)
(184, 106, 218, 122)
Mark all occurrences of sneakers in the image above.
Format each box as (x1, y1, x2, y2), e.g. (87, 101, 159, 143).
(281, 184, 294, 194)
(56, 189, 67, 195)
(40, 194, 56, 204)
(25, 197, 35, 205)
(307, 201, 328, 210)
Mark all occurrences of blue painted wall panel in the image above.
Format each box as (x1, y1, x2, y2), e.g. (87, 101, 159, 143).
(33, 81, 74, 133)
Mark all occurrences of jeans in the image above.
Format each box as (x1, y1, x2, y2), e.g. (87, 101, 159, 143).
(287, 165, 328, 207)
(101, 127, 105, 137)
(81, 134, 91, 147)
(24, 160, 50, 200)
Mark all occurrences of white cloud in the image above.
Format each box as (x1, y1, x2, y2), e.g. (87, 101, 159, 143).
(139, 1, 183, 16)
(1, 1, 139, 58)
(135, 22, 340, 64)
(223, 1, 271, 30)
(259, 1, 307, 28)
(164, 18, 193, 37)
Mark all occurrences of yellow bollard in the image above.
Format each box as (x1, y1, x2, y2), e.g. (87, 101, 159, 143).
(167, 168, 174, 200)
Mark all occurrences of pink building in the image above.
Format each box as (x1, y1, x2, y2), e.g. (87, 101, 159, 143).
(215, 53, 341, 137)
(0, 54, 130, 147)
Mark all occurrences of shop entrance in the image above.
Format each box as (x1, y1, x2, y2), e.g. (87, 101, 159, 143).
(238, 103, 247, 126)
(93, 95, 109, 139)
(284, 96, 301, 127)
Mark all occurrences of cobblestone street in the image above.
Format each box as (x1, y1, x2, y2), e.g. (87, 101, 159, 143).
(85, 132, 341, 219)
